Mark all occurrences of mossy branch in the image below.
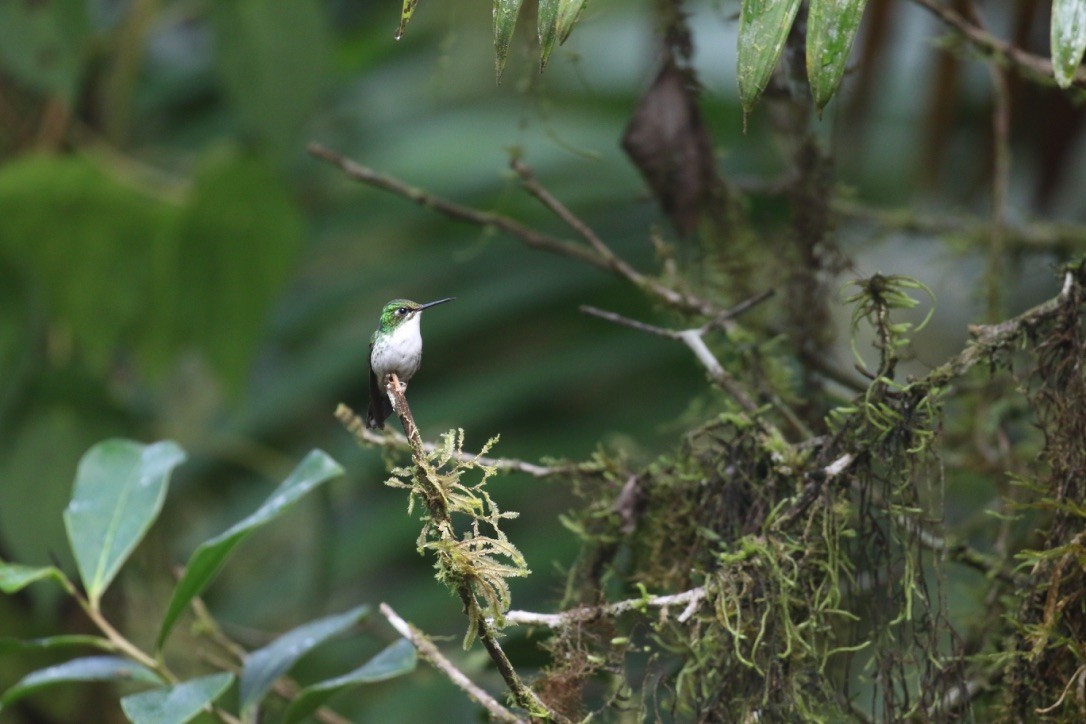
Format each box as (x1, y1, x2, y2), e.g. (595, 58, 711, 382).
(345, 374, 562, 721)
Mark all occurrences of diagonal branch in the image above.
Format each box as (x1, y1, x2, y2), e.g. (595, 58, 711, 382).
(308, 143, 605, 270)
(380, 603, 526, 724)
(911, 0, 1086, 87)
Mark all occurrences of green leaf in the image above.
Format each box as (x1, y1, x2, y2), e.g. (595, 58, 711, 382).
(807, 0, 869, 111)
(0, 155, 176, 376)
(63, 440, 187, 609)
(737, 0, 803, 117)
(156, 450, 344, 650)
(152, 150, 305, 392)
(281, 639, 417, 724)
(120, 672, 234, 724)
(240, 605, 370, 714)
(1052, 0, 1086, 88)
(538, 0, 560, 71)
(556, 0, 588, 45)
(0, 656, 162, 711)
(0, 0, 89, 100)
(0, 562, 69, 595)
(0, 635, 112, 655)
(210, 0, 332, 158)
(396, 0, 419, 40)
(494, 0, 526, 83)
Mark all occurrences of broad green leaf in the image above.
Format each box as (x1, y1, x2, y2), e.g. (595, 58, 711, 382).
(737, 0, 803, 116)
(0, 636, 112, 655)
(0, 0, 89, 100)
(538, 0, 560, 71)
(1052, 0, 1086, 88)
(63, 440, 187, 608)
(494, 0, 526, 83)
(120, 672, 234, 724)
(282, 638, 417, 724)
(0, 656, 161, 711)
(211, 0, 332, 159)
(156, 450, 344, 649)
(0, 562, 69, 595)
(240, 605, 370, 714)
(807, 0, 869, 111)
(0, 155, 176, 375)
(556, 0, 588, 45)
(396, 0, 419, 40)
(152, 150, 305, 392)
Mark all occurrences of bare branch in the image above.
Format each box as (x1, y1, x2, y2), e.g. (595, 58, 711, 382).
(504, 586, 707, 629)
(910, 0, 1086, 87)
(307, 143, 606, 270)
(380, 603, 526, 724)
(335, 403, 601, 479)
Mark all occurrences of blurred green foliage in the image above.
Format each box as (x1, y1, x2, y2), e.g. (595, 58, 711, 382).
(0, 0, 1085, 721)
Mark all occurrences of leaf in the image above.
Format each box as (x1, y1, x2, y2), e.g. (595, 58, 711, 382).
(120, 672, 234, 724)
(63, 439, 187, 609)
(807, 0, 869, 111)
(156, 450, 344, 650)
(1052, 0, 1086, 88)
(0, 635, 112, 655)
(494, 0, 526, 83)
(0, 155, 177, 375)
(152, 150, 305, 392)
(0, 0, 89, 100)
(538, 0, 560, 71)
(281, 639, 417, 724)
(210, 0, 332, 158)
(556, 0, 588, 45)
(396, 0, 419, 40)
(240, 605, 370, 714)
(0, 656, 162, 711)
(737, 0, 803, 117)
(0, 562, 69, 595)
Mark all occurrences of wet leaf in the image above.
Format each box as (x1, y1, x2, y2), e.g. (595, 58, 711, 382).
(0, 562, 69, 595)
(538, 0, 560, 70)
(737, 0, 803, 116)
(63, 440, 187, 609)
(556, 0, 588, 45)
(240, 605, 369, 713)
(1052, 0, 1086, 88)
(807, 0, 869, 110)
(120, 673, 234, 724)
(0, 656, 161, 711)
(156, 450, 343, 650)
(282, 639, 417, 723)
(396, 0, 419, 40)
(494, 0, 525, 83)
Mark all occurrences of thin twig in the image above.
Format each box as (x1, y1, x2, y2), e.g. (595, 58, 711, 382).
(379, 603, 526, 724)
(335, 403, 602, 479)
(910, 0, 1086, 87)
(580, 302, 812, 437)
(308, 143, 604, 269)
(505, 586, 707, 629)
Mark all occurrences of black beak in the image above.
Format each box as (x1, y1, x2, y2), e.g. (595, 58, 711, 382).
(419, 297, 455, 310)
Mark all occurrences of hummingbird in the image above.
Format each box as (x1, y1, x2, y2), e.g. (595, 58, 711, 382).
(367, 297, 455, 429)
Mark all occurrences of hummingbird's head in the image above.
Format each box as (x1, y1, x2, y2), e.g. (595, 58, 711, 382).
(378, 297, 455, 332)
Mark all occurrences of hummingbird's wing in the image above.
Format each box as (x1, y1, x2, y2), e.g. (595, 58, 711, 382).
(366, 344, 393, 429)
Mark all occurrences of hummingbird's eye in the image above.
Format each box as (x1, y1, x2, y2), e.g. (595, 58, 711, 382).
(396, 307, 409, 316)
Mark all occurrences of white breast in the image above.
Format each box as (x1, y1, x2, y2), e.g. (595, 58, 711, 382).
(371, 313, 423, 383)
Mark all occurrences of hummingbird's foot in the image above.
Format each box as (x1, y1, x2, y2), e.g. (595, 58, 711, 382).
(387, 373, 408, 395)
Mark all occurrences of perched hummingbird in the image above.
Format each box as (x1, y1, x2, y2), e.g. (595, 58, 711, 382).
(367, 297, 455, 429)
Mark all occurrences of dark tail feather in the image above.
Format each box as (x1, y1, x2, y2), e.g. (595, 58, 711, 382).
(367, 366, 393, 429)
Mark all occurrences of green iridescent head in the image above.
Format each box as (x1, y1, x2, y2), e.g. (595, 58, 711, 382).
(376, 297, 454, 334)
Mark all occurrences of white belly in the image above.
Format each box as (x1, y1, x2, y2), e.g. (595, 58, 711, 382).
(371, 316, 423, 384)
